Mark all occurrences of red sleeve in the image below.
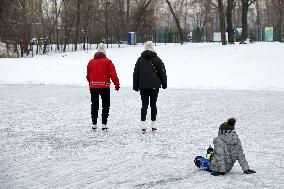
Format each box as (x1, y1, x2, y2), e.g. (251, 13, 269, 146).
(108, 60, 120, 87)
(86, 63, 90, 82)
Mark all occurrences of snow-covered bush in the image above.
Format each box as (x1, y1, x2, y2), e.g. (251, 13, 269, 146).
(0, 42, 18, 58)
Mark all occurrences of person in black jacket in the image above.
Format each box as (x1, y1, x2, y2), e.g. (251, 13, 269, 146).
(133, 41, 167, 133)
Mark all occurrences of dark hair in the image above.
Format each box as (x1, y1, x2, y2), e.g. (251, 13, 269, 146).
(227, 117, 236, 126)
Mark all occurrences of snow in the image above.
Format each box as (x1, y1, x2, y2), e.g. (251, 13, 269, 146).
(0, 43, 284, 188)
(0, 85, 284, 188)
(0, 42, 284, 91)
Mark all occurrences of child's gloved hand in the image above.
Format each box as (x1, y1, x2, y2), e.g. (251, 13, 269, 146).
(205, 146, 214, 160)
(211, 171, 225, 176)
(244, 169, 256, 174)
(115, 85, 120, 91)
(207, 146, 214, 154)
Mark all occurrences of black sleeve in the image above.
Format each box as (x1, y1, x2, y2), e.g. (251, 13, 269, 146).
(133, 58, 140, 91)
(156, 57, 167, 89)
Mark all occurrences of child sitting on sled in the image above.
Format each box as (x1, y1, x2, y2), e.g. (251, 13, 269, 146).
(194, 118, 256, 176)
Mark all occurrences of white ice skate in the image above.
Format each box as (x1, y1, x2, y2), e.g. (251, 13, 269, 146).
(140, 121, 147, 134)
(92, 124, 97, 131)
(151, 121, 157, 132)
(102, 124, 109, 131)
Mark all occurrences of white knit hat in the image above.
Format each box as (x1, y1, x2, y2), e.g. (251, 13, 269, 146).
(144, 41, 156, 52)
(97, 43, 106, 54)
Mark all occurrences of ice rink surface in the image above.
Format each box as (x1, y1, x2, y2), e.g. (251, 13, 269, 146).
(1, 85, 283, 188)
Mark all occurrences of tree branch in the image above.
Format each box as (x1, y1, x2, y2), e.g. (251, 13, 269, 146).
(210, 0, 218, 8)
(248, 0, 257, 7)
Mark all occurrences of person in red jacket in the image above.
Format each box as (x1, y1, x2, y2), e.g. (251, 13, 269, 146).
(86, 43, 120, 131)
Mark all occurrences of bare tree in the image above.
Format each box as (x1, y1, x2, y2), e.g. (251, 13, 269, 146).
(3, 0, 283, 57)
(255, 0, 261, 41)
(105, 0, 110, 47)
(74, 0, 82, 51)
(132, 0, 156, 43)
(126, 0, 131, 30)
(54, 0, 60, 51)
(16, 0, 29, 56)
(110, 0, 126, 47)
(227, 0, 236, 43)
(0, 0, 19, 56)
(190, 0, 213, 42)
(61, 0, 76, 52)
(240, 0, 257, 43)
(38, 0, 48, 54)
(211, 0, 227, 45)
(82, 0, 91, 50)
(272, 0, 284, 41)
(165, 0, 184, 44)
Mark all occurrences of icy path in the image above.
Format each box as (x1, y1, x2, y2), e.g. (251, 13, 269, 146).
(0, 85, 283, 189)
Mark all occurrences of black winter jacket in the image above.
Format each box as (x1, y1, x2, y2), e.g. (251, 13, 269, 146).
(133, 50, 167, 91)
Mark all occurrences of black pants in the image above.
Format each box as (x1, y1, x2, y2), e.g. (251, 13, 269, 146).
(140, 89, 159, 121)
(90, 88, 110, 125)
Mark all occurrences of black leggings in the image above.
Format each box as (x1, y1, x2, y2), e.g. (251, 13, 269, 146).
(90, 88, 110, 125)
(140, 89, 159, 121)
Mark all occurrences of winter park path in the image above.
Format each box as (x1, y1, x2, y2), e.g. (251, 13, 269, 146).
(0, 85, 284, 189)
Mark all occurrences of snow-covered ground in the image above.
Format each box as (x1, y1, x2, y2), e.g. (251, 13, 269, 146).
(0, 85, 283, 188)
(0, 43, 284, 188)
(0, 42, 284, 91)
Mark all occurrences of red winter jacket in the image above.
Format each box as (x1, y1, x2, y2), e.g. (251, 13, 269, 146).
(86, 52, 120, 89)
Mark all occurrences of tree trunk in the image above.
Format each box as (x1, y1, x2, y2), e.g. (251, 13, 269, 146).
(62, 0, 75, 52)
(133, 0, 153, 43)
(63, 37, 67, 52)
(278, 12, 283, 42)
(126, 0, 130, 30)
(217, 0, 227, 45)
(227, 0, 235, 44)
(184, 0, 188, 33)
(240, 0, 248, 42)
(256, 0, 261, 41)
(63, 15, 68, 52)
(39, 0, 47, 54)
(240, 0, 257, 43)
(105, 1, 110, 48)
(20, 0, 30, 56)
(74, 0, 81, 51)
(115, 17, 120, 47)
(55, 0, 59, 51)
(4, 39, 10, 57)
(277, 0, 284, 42)
(82, 0, 90, 50)
(165, 0, 184, 44)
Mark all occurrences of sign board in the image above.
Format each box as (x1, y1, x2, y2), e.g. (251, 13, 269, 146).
(265, 27, 273, 42)
(213, 32, 221, 41)
(213, 32, 228, 42)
